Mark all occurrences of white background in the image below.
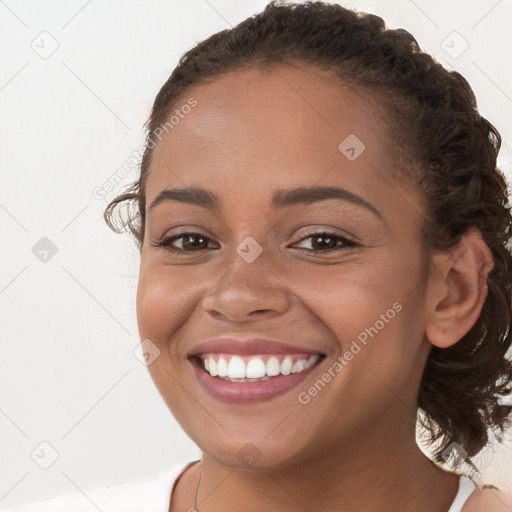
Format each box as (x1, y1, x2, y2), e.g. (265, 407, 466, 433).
(0, 0, 511, 508)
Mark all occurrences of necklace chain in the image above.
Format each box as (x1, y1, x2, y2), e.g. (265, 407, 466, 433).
(194, 461, 203, 512)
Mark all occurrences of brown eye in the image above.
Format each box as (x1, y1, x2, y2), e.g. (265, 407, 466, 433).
(152, 232, 216, 254)
(293, 231, 357, 253)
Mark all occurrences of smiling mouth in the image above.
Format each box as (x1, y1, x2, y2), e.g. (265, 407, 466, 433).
(192, 353, 325, 382)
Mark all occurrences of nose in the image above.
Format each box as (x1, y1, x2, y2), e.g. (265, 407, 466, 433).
(200, 248, 291, 323)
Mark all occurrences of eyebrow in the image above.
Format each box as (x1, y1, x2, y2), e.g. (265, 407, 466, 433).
(148, 185, 383, 220)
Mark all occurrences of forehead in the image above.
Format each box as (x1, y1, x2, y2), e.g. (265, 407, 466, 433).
(146, 64, 400, 211)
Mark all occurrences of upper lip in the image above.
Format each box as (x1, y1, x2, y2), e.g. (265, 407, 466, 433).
(188, 338, 325, 357)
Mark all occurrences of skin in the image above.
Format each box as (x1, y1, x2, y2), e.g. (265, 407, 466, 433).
(135, 63, 496, 512)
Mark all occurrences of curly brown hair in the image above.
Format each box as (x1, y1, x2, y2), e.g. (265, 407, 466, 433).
(104, 1, 512, 464)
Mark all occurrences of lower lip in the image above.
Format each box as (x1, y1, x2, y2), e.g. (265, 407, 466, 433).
(190, 357, 323, 404)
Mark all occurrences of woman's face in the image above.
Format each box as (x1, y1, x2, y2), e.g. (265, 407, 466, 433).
(137, 64, 433, 468)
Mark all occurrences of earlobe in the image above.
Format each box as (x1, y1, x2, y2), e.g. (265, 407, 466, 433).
(425, 229, 494, 349)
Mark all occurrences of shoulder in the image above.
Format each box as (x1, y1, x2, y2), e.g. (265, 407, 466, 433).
(2, 463, 191, 512)
(462, 484, 512, 511)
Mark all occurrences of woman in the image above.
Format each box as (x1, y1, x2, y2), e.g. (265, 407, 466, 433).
(8, 1, 512, 511)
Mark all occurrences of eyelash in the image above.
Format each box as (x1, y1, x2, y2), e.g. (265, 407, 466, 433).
(152, 230, 358, 256)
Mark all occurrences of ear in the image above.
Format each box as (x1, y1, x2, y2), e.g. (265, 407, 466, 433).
(425, 228, 494, 349)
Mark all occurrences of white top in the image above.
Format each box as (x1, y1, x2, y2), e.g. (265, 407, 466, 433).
(448, 474, 477, 512)
(3, 462, 476, 512)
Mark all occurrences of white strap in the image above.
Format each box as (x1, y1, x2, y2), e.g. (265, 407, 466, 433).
(447, 475, 477, 512)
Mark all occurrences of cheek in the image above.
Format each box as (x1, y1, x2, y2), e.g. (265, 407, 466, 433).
(299, 252, 425, 378)
(135, 267, 196, 414)
(136, 276, 169, 347)
(293, 256, 404, 337)
(135, 264, 194, 354)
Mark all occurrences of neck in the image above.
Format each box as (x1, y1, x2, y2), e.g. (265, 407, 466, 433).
(193, 411, 459, 512)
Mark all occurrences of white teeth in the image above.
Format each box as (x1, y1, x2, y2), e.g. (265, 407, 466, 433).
(246, 358, 267, 379)
(307, 354, 319, 366)
(266, 356, 280, 376)
(208, 356, 218, 376)
(217, 356, 228, 377)
(291, 359, 305, 374)
(202, 353, 321, 380)
(281, 357, 292, 375)
(227, 356, 246, 379)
